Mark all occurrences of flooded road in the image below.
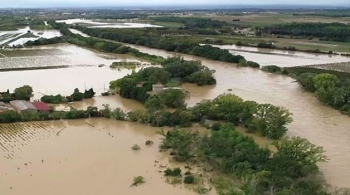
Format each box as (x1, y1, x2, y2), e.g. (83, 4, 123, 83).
(125, 44, 350, 188)
(212, 44, 350, 67)
(0, 119, 214, 195)
(0, 42, 350, 188)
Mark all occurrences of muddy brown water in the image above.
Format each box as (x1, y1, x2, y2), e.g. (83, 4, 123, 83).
(0, 119, 215, 195)
(0, 43, 350, 188)
(125, 44, 350, 188)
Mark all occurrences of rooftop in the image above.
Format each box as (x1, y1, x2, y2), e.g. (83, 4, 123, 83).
(10, 100, 37, 111)
(31, 102, 51, 111)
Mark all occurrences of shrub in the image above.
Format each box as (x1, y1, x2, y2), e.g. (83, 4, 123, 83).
(145, 140, 154, 145)
(261, 65, 283, 73)
(184, 175, 195, 184)
(131, 176, 145, 186)
(164, 167, 182, 176)
(131, 144, 141, 151)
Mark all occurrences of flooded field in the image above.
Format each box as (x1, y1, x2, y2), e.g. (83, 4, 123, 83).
(68, 28, 90, 37)
(0, 118, 214, 195)
(0, 26, 61, 47)
(123, 44, 350, 188)
(0, 44, 150, 101)
(212, 44, 350, 67)
(57, 19, 162, 28)
(1, 42, 350, 188)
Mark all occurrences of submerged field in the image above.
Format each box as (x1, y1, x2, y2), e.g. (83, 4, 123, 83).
(0, 119, 215, 195)
(0, 26, 61, 47)
(57, 19, 163, 28)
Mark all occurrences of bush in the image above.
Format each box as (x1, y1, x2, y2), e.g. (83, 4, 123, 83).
(184, 175, 195, 184)
(145, 140, 154, 145)
(131, 144, 141, 151)
(164, 168, 182, 176)
(261, 65, 283, 73)
(211, 123, 222, 131)
(131, 176, 145, 186)
(247, 61, 260, 69)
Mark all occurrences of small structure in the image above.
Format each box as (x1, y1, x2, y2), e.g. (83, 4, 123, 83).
(31, 102, 51, 112)
(10, 100, 37, 113)
(0, 101, 6, 107)
(152, 84, 165, 93)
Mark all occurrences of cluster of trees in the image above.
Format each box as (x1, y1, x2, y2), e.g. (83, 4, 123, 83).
(260, 22, 350, 42)
(110, 57, 216, 103)
(190, 94, 292, 139)
(74, 26, 246, 63)
(0, 90, 292, 140)
(0, 85, 33, 102)
(160, 124, 328, 194)
(41, 88, 95, 104)
(238, 59, 261, 68)
(152, 17, 226, 29)
(297, 73, 350, 115)
(0, 106, 101, 123)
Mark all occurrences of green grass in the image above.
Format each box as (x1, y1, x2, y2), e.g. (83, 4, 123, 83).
(172, 33, 350, 53)
(285, 66, 350, 78)
(204, 13, 350, 27)
(29, 25, 53, 30)
(150, 21, 183, 28)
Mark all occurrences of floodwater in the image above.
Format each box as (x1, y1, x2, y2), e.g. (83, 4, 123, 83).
(0, 26, 62, 46)
(0, 44, 150, 104)
(211, 44, 350, 67)
(68, 28, 90, 37)
(121, 44, 350, 188)
(57, 19, 162, 28)
(1, 42, 350, 188)
(0, 118, 215, 195)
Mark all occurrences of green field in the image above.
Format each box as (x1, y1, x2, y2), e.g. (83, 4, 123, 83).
(204, 13, 350, 27)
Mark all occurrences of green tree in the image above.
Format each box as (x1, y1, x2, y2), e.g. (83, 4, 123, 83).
(14, 85, 33, 100)
(313, 73, 339, 90)
(157, 89, 186, 109)
(251, 104, 293, 139)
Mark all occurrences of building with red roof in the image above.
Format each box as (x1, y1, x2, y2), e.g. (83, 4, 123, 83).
(31, 102, 51, 112)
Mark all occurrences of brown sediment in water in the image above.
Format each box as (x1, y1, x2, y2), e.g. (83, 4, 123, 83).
(0, 43, 350, 188)
(124, 44, 350, 188)
(0, 119, 216, 195)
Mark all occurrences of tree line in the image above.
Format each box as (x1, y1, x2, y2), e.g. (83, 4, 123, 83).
(41, 88, 95, 104)
(73, 26, 246, 63)
(0, 85, 33, 102)
(259, 22, 350, 42)
(297, 72, 350, 115)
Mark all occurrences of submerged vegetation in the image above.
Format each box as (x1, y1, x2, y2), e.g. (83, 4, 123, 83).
(109, 61, 141, 70)
(160, 124, 328, 194)
(0, 85, 33, 102)
(131, 176, 145, 187)
(296, 72, 350, 115)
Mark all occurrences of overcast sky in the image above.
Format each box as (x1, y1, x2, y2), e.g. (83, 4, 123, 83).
(0, 0, 349, 7)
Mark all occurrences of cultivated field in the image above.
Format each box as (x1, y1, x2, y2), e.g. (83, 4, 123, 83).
(205, 13, 350, 26)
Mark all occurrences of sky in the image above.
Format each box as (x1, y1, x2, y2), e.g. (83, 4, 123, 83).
(0, 0, 349, 8)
